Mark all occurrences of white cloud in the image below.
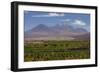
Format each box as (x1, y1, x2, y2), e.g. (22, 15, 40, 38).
(32, 12, 65, 17)
(32, 15, 49, 17)
(72, 19, 86, 26)
(49, 13, 64, 17)
(62, 19, 71, 22)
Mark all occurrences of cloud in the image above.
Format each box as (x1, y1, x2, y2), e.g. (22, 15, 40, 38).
(49, 13, 64, 17)
(72, 19, 86, 26)
(61, 19, 71, 22)
(32, 12, 65, 17)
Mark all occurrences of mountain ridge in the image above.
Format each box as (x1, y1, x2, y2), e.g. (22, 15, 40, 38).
(25, 24, 90, 40)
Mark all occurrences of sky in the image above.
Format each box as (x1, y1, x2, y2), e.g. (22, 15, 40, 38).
(24, 11, 90, 32)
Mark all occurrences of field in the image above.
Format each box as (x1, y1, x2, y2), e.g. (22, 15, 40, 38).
(24, 40, 90, 62)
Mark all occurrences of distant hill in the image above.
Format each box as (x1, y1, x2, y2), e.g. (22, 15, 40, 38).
(73, 32, 90, 40)
(25, 24, 90, 41)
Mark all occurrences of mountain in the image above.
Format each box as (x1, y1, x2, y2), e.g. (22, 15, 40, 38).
(25, 24, 89, 41)
(73, 32, 90, 40)
(29, 24, 52, 32)
(25, 24, 57, 38)
(51, 24, 74, 32)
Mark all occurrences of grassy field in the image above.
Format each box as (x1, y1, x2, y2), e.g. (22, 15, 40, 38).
(24, 40, 90, 62)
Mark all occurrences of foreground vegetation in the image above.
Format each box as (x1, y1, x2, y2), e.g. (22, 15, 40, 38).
(24, 40, 90, 62)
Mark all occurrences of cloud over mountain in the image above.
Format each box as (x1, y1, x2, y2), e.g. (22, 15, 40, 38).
(72, 19, 86, 26)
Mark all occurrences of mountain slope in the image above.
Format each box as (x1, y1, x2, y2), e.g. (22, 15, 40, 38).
(25, 24, 89, 40)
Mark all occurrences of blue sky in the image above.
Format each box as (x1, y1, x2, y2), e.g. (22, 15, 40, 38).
(24, 11, 90, 32)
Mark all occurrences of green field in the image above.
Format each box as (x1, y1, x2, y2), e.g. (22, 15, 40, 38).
(24, 40, 90, 62)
